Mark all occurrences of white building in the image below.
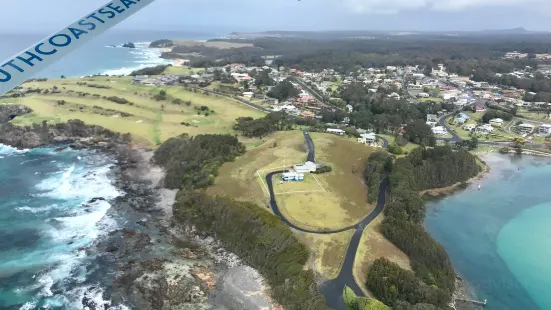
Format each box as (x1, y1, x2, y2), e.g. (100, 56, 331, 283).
(358, 133, 377, 145)
(518, 123, 535, 134)
(293, 161, 317, 173)
(426, 121, 438, 128)
(478, 124, 494, 133)
(426, 114, 438, 122)
(432, 126, 447, 135)
(463, 124, 476, 131)
(418, 92, 430, 98)
(539, 124, 551, 136)
(282, 171, 304, 181)
(327, 128, 345, 135)
(489, 118, 504, 126)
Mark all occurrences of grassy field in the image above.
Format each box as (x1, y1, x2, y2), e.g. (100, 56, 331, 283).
(209, 131, 377, 278)
(162, 66, 204, 75)
(418, 97, 443, 103)
(172, 40, 255, 49)
(353, 214, 412, 296)
(378, 134, 420, 154)
(295, 230, 355, 279)
(5, 76, 264, 147)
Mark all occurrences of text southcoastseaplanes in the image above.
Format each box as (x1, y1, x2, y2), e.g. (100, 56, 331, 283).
(0, 0, 156, 96)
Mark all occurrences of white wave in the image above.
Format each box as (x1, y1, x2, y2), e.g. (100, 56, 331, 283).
(0, 143, 29, 155)
(35, 163, 121, 201)
(15, 204, 60, 214)
(19, 301, 37, 310)
(49, 200, 114, 242)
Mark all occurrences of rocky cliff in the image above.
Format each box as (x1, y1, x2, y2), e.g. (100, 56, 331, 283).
(0, 103, 32, 123)
(0, 119, 131, 149)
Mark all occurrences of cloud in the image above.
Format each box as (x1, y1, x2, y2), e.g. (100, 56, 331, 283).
(342, 0, 549, 13)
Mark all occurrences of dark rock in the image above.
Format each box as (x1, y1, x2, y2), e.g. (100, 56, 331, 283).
(122, 42, 136, 48)
(0, 119, 130, 149)
(0, 104, 32, 123)
(53, 147, 66, 152)
(88, 197, 106, 204)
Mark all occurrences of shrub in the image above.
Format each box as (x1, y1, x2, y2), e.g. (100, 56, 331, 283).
(106, 96, 131, 104)
(313, 165, 332, 174)
(388, 144, 404, 155)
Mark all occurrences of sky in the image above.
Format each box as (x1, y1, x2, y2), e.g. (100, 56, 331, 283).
(1, 0, 551, 34)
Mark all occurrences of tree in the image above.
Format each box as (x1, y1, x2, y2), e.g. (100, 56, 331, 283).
(267, 79, 300, 101)
(403, 120, 436, 146)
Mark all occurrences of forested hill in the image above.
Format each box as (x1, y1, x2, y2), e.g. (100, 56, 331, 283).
(364, 146, 481, 308)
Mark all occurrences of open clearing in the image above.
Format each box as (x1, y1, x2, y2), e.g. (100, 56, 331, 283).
(353, 214, 412, 296)
(295, 230, 355, 280)
(172, 40, 255, 49)
(4, 76, 264, 147)
(273, 132, 376, 231)
(162, 66, 204, 75)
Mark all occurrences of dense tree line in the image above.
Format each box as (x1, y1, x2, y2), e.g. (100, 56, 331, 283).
(339, 83, 442, 135)
(363, 151, 393, 203)
(233, 112, 294, 138)
(364, 145, 482, 307)
(367, 258, 449, 308)
(481, 110, 513, 123)
(153, 134, 246, 189)
(267, 79, 300, 101)
(403, 121, 436, 146)
(407, 146, 481, 190)
(343, 286, 390, 310)
(129, 65, 170, 76)
(149, 39, 174, 48)
(173, 191, 329, 310)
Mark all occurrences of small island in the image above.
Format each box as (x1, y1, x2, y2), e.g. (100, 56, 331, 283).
(122, 42, 136, 48)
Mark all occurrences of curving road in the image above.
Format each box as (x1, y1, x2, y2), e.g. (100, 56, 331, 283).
(264, 130, 389, 310)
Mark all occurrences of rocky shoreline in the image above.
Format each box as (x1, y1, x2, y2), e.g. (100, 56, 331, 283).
(0, 118, 280, 310)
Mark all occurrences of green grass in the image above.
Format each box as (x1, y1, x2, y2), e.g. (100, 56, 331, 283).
(418, 97, 443, 103)
(162, 66, 204, 75)
(378, 134, 420, 153)
(6, 76, 265, 147)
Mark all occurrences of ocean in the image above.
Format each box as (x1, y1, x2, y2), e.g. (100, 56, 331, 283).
(425, 154, 551, 310)
(0, 144, 121, 309)
(0, 29, 219, 78)
(0, 29, 225, 309)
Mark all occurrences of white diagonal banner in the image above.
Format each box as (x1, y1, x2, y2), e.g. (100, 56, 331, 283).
(0, 0, 156, 96)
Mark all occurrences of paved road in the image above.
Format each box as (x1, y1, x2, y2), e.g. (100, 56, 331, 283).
(303, 130, 315, 162)
(320, 177, 389, 310)
(438, 113, 462, 142)
(264, 130, 390, 310)
(377, 135, 389, 148)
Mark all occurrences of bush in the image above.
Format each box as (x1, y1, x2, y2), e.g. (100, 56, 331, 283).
(313, 165, 332, 174)
(173, 191, 329, 310)
(499, 146, 512, 154)
(388, 144, 404, 155)
(106, 96, 131, 104)
(173, 98, 183, 105)
(153, 134, 246, 189)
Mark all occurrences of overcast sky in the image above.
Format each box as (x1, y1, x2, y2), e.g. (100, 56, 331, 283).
(1, 0, 551, 34)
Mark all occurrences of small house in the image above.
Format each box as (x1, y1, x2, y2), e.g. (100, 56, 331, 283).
(539, 124, 551, 136)
(293, 161, 317, 173)
(454, 113, 471, 124)
(426, 114, 438, 122)
(463, 124, 476, 132)
(327, 128, 345, 135)
(282, 171, 304, 181)
(518, 123, 535, 134)
(477, 124, 494, 133)
(432, 126, 447, 135)
(358, 133, 377, 145)
(489, 118, 504, 126)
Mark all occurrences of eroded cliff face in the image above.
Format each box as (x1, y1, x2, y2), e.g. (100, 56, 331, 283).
(0, 119, 131, 149)
(0, 103, 32, 123)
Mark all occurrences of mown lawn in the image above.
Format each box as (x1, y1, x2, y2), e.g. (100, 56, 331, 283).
(6, 76, 265, 147)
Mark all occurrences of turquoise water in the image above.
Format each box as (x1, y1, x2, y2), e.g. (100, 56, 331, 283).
(425, 154, 551, 310)
(0, 30, 217, 78)
(0, 144, 121, 309)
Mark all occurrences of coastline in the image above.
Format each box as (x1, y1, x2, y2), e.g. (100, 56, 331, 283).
(0, 119, 279, 309)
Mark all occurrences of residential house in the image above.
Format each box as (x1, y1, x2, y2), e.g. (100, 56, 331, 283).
(463, 124, 476, 131)
(426, 121, 438, 128)
(346, 104, 354, 113)
(282, 171, 304, 181)
(539, 124, 551, 136)
(327, 128, 345, 135)
(489, 118, 504, 126)
(477, 124, 494, 133)
(242, 91, 254, 98)
(454, 113, 471, 124)
(426, 114, 438, 122)
(418, 92, 430, 98)
(518, 123, 535, 134)
(475, 106, 486, 112)
(300, 111, 316, 118)
(293, 161, 317, 173)
(432, 126, 447, 135)
(358, 133, 377, 145)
